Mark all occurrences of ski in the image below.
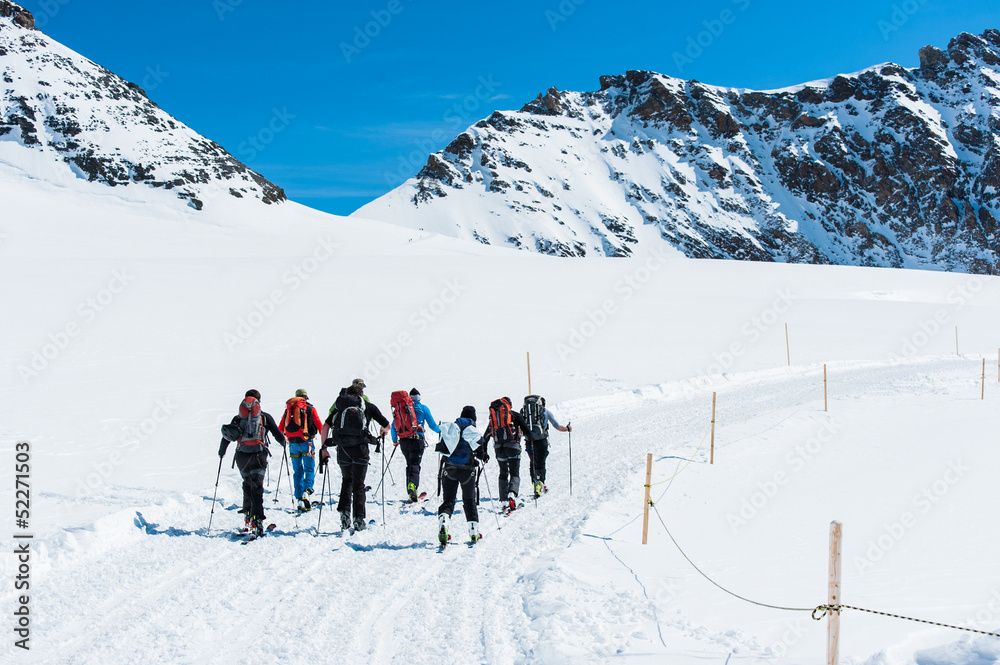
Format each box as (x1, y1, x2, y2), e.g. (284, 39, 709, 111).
(401, 492, 429, 510)
(240, 523, 276, 544)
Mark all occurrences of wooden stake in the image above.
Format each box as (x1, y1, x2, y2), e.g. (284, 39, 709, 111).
(983, 358, 986, 401)
(710, 392, 716, 465)
(642, 453, 653, 545)
(824, 364, 828, 412)
(828, 520, 843, 665)
(526, 351, 532, 395)
(785, 323, 791, 366)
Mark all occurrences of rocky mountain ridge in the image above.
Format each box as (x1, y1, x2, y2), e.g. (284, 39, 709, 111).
(356, 29, 1000, 273)
(0, 1, 284, 209)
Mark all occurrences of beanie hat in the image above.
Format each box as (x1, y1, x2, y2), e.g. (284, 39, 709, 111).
(409, 388, 420, 396)
(460, 405, 476, 421)
(245, 389, 261, 400)
(295, 388, 308, 398)
(352, 378, 366, 390)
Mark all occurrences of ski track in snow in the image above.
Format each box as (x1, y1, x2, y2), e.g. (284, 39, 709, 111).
(8, 355, 999, 664)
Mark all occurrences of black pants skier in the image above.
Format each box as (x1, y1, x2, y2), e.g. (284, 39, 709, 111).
(235, 450, 268, 523)
(437, 465, 478, 522)
(399, 437, 425, 492)
(336, 443, 370, 521)
(526, 439, 549, 485)
(495, 443, 521, 498)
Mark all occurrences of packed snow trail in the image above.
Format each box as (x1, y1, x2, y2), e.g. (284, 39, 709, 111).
(9, 355, 999, 664)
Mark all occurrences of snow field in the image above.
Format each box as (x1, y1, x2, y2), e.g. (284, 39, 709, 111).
(2, 170, 1000, 663)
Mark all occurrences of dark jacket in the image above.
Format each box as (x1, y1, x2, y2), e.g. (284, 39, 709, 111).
(219, 411, 285, 457)
(444, 417, 485, 468)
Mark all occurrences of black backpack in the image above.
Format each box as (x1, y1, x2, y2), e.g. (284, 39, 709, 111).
(333, 394, 367, 443)
(521, 395, 547, 441)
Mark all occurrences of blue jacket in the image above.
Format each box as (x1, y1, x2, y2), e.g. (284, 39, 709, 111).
(391, 397, 441, 442)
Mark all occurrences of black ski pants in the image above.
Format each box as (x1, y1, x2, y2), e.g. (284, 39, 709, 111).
(336, 443, 370, 521)
(526, 438, 550, 484)
(495, 443, 521, 498)
(235, 450, 268, 522)
(437, 464, 478, 523)
(399, 437, 425, 490)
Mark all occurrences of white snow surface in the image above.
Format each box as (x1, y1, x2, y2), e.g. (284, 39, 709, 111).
(3, 164, 1000, 664)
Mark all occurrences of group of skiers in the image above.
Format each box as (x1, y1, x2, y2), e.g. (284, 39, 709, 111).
(218, 379, 571, 544)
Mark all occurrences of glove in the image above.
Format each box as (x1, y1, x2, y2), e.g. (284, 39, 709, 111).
(475, 446, 488, 463)
(218, 440, 228, 458)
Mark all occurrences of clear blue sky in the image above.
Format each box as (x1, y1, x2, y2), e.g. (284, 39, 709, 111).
(20, 0, 999, 216)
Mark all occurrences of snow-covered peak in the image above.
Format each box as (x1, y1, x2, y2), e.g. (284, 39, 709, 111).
(356, 29, 1000, 274)
(0, 1, 285, 209)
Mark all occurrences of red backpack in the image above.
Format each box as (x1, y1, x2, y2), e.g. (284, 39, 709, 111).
(390, 390, 422, 439)
(489, 397, 520, 446)
(281, 397, 315, 442)
(236, 395, 267, 453)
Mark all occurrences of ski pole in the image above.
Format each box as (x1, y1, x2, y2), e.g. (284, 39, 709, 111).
(480, 460, 502, 532)
(273, 444, 286, 503)
(315, 463, 330, 535)
(207, 455, 223, 534)
(283, 443, 294, 508)
(372, 443, 398, 497)
(568, 421, 573, 496)
(380, 435, 386, 526)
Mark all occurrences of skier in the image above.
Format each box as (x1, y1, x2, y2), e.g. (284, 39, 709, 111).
(279, 388, 323, 512)
(521, 395, 571, 498)
(436, 406, 488, 547)
(390, 388, 441, 502)
(482, 397, 531, 512)
(219, 389, 286, 537)
(328, 378, 369, 417)
(321, 384, 390, 532)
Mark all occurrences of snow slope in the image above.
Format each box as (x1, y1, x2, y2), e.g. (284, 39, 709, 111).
(2, 164, 1000, 664)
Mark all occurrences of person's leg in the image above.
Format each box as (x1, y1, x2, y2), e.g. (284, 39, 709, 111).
(352, 461, 369, 522)
(302, 447, 315, 496)
(536, 440, 549, 484)
(437, 468, 459, 517)
(336, 447, 353, 515)
(459, 469, 479, 523)
(291, 450, 304, 500)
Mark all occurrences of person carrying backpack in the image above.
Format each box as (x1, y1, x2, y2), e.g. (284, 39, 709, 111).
(483, 396, 532, 512)
(219, 389, 286, 537)
(320, 384, 390, 532)
(436, 406, 488, 547)
(390, 388, 441, 502)
(279, 388, 323, 512)
(520, 395, 571, 498)
(328, 378, 370, 417)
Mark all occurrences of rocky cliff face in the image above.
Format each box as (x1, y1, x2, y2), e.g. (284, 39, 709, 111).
(0, 1, 284, 209)
(356, 29, 1000, 274)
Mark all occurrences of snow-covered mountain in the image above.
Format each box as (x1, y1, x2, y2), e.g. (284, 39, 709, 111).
(0, 1, 284, 209)
(356, 29, 1000, 274)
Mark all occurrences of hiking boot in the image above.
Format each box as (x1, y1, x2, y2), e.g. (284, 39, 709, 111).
(353, 518, 366, 532)
(507, 497, 517, 512)
(533, 481, 543, 498)
(438, 514, 450, 544)
(297, 498, 311, 512)
(244, 517, 251, 532)
(339, 511, 351, 531)
(407, 482, 418, 503)
(305, 488, 314, 497)
(249, 518, 263, 537)
(469, 521, 481, 543)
